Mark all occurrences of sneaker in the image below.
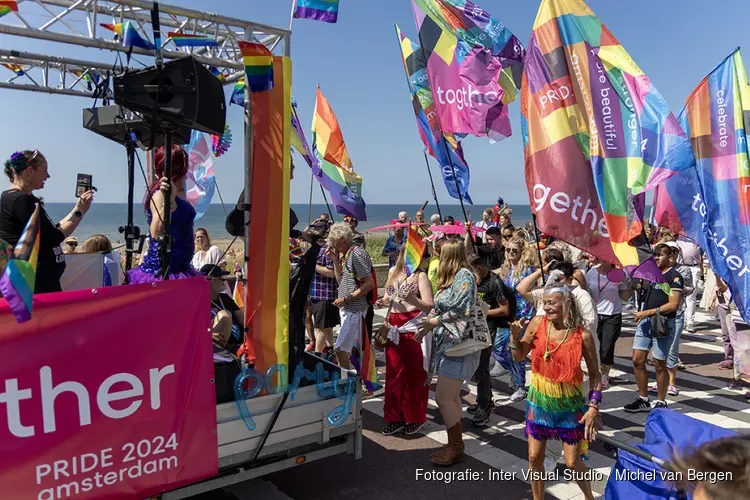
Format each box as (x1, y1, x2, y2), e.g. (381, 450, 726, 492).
(472, 407, 491, 427)
(305, 342, 315, 352)
(601, 373, 609, 390)
(677, 359, 686, 371)
(381, 422, 405, 435)
(404, 422, 424, 435)
(686, 324, 696, 333)
(467, 400, 494, 414)
(648, 383, 658, 394)
(624, 397, 652, 413)
(362, 385, 374, 400)
(667, 385, 680, 396)
(728, 380, 744, 391)
(489, 364, 506, 377)
(718, 360, 734, 370)
(509, 388, 528, 402)
(653, 400, 668, 410)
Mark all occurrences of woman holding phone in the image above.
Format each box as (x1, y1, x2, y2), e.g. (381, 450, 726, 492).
(0, 150, 94, 293)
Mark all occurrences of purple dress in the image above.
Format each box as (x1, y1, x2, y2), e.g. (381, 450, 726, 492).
(127, 196, 200, 283)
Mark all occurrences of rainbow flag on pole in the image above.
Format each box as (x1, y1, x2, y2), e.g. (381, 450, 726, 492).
(230, 79, 245, 106)
(239, 41, 274, 93)
(293, 0, 340, 24)
(0, 1, 18, 19)
(311, 87, 367, 220)
(0, 204, 41, 323)
(521, 0, 695, 282)
(405, 224, 426, 276)
(168, 32, 218, 47)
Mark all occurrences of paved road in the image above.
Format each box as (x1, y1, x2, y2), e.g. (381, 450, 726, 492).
(190, 309, 749, 500)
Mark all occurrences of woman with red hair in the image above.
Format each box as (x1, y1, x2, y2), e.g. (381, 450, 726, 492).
(128, 145, 200, 283)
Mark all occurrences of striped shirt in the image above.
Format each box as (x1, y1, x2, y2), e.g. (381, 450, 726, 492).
(339, 245, 373, 313)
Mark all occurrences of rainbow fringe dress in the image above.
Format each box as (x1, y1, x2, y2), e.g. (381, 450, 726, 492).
(525, 318, 587, 445)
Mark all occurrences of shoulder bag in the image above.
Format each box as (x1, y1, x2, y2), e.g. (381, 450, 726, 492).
(444, 279, 492, 357)
(643, 284, 668, 339)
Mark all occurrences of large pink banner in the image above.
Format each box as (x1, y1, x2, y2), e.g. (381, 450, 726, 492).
(0, 279, 218, 499)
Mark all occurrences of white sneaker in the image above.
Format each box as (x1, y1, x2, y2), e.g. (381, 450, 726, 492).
(509, 388, 527, 402)
(490, 364, 506, 377)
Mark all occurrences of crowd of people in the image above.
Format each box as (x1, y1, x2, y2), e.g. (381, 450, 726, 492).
(2, 147, 749, 498)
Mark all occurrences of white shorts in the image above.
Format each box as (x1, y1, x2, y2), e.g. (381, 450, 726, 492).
(335, 309, 365, 354)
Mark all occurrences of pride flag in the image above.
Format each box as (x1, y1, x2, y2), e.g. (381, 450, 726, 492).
(168, 32, 218, 47)
(0, 204, 41, 323)
(351, 322, 380, 392)
(293, 0, 340, 24)
(521, 0, 695, 282)
(2, 63, 24, 76)
(311, 87, 367, 220)
(396, 23, 473, 204)
(238, 41, 274, 93)
(209, 66, 226, 83)
(230, 79, 245, 106)
(185, 130, 216, 220)
(0, 1, 18, 18)
(100, 22, 155, 50)
(405, 224, 427, 276)
(246, 57, 292, 380)
(654, 48, 750, 323)
(291, 97, 314, 168)
(411, 0, 522, 142)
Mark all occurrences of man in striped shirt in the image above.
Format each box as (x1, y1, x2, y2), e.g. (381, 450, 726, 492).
(328, 223, 374, 369)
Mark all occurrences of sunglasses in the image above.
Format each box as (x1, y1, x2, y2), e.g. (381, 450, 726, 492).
(505, 247, 520, 254)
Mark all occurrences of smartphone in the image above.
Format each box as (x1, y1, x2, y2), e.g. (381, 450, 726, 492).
(76, 174, 92, 198)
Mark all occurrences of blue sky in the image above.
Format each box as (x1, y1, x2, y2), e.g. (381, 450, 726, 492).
(2, 0, 749, 208)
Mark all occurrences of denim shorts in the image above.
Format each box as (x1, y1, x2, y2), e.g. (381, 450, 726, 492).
(437, 350, 481, 381)
(633, 316, 676, 361)
(667, 313, 685, 369)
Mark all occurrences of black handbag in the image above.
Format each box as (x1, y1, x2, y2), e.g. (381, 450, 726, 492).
(643, 285, 668, 339)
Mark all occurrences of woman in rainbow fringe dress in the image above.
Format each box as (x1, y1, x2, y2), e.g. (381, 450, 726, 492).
(510, 270, 602, 500)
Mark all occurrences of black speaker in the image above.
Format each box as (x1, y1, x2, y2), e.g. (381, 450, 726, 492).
(113, 56, 226, 136)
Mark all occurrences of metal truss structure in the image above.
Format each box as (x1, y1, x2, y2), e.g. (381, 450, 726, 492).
(0, 0, 291, 98)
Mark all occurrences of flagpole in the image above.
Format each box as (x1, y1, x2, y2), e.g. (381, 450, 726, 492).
(307, 170, 314, 225)
(320, 184, 335, 222)
(423, 149, 443, 221)
(409, 24, 469, 225)
(289, 0, 296, 31)
(532, 214, 546, 284)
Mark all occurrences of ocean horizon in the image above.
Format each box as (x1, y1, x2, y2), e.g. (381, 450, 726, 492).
(42, 202, 535, 244)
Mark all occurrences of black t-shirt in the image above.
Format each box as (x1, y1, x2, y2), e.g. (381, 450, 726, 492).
(477, 244, 504, 270)
(638, 268, 684, 319)
(0, 190, 66, 293)
(477, 271, 511, 330)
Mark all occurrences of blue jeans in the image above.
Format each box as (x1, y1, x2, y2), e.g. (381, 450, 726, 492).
(492, 327, 526, 390)
(633, 316, 676, 361)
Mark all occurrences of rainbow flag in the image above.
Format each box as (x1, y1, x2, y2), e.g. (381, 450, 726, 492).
(521, 0, 695, 282)
(168, 32, 218, 47)
(2, 63, 24, 76)
(0, 204, 41, 323)
(209, 66, 226, 83)
(396, 23, 473, 204)
(291, 96, 314, 168)
(0, 1, 18, 18)
(653, 48, 750, 323)
(311, 87, 367, 220)
(100, 22, 154, 50)
(238, 41, 274, 93)
(351, 321, 380, 392)
(411, 0, 525, 142)
(246, 57, 292, 382)
(405, 224, 426, 276)
(230, 79, 245, 106)
(293, 0, 340, 24)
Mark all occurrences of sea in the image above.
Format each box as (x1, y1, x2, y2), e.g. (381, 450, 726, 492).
(43, 203, 535, 244)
